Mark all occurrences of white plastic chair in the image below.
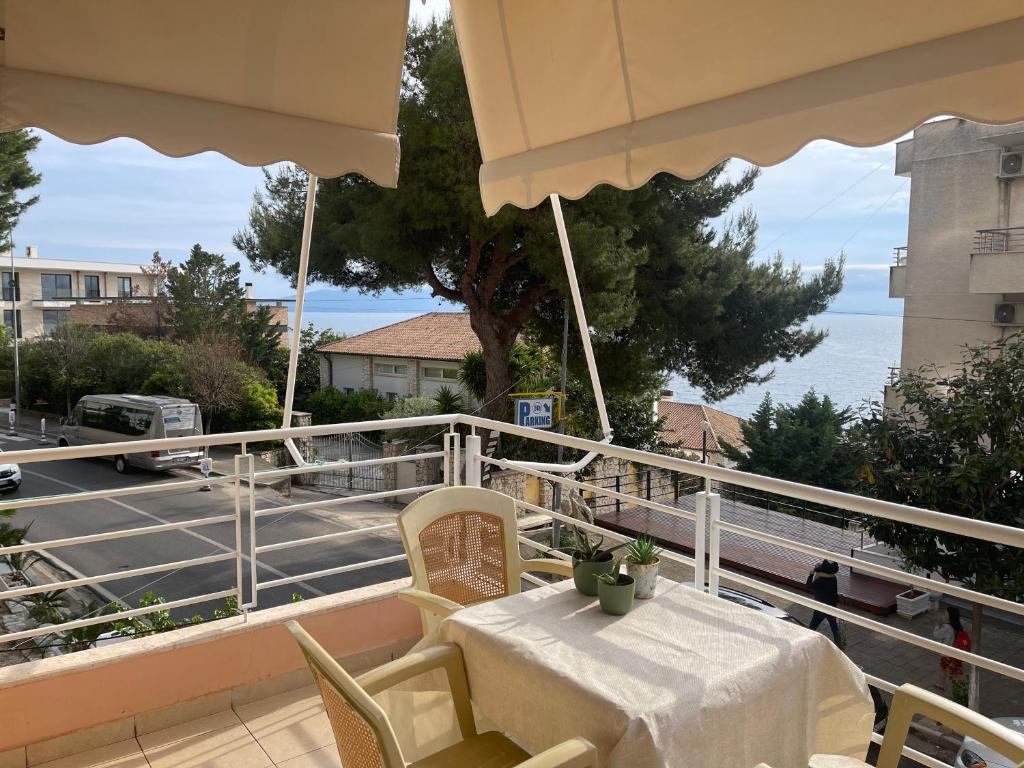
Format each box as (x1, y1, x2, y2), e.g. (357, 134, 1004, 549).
(397, 486, 572, 631)
(807, 684, 1024, 768)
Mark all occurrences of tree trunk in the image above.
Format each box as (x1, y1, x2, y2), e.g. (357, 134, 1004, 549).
(467, 311, 516, 465)
(969, 602, 983, 711)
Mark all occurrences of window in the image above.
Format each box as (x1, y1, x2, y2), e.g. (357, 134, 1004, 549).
(117, 276, 133, 297)
(83, 275, 101, 298)
(343, 387, 355, 395)
(43, 309, 70, 335)
(423, 366, 459, 380)
(81, 403, 153, 436)
(3, 310, 21, 339)
(2, 272, 19, 302)
(41, 273, 72, 300)
(374, 363, 408, 376)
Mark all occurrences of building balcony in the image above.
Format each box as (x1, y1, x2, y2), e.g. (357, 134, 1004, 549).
(969, 226, 1024, 294)
(0, 416, 1021, 767)
(888, 247, 907, 298)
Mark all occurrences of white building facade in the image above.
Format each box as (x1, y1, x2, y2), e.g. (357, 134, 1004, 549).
(318, 313, 480, 403)
(0, 246, 156, 338)
(887, 119, 1024, 404)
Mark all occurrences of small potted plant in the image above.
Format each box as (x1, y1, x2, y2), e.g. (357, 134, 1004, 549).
(625, 535, 661, 599)
(564, 531, 625, 596)
(594, 560, 636, 616)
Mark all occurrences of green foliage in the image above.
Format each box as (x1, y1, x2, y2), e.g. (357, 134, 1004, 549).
(87, 333, 180, 394)
(107, 592, 243, 640)
(218, 373, 283, 433)
(22, 589, 68, 625)
(381, 396, 441, 444)
(458, 342, 552, 404)
(239, 305, 283, 372)
(0, 129, 42, 235)
(213, 595, 241, 620)
(297, 324, 345, 405)
(626, 535, 661, 565)
(236, 20, 841, 423)
(594, 561, 625, 587)
(141, 365, 188, 397)
(723, 391, 858, 492)
(849, 334, 1024, 602)
(305, 387, 386, 426)
(561, 531, 626, 563)
(57, 601, 110, 652)
(433, 385, 463, 415)
(166, 244, 246, 342)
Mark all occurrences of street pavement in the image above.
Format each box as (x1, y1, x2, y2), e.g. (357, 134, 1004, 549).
(0, 435, 410, 621)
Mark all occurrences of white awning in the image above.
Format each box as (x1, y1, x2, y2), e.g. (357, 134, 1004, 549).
(450, 1, 1024, 214)
(0, 0, 409, 185)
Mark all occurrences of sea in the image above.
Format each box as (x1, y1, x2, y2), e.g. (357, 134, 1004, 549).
(298, 309, 903, 420)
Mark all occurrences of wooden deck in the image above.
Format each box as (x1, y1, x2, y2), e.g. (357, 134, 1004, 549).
(597, 506, 906, 615)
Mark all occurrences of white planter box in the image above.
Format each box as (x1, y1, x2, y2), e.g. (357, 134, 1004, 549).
(896, 589, 931, 619)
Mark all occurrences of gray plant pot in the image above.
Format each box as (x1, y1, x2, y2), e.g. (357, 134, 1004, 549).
(572, 555, 616, 596)
(626, 558, 660, 599)
(597, 574, 636, 616)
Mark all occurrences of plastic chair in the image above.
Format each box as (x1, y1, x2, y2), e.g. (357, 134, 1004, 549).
(287, 620, 596, 768)
(397, 486, 572, 631)
(808, 683, 1024, 768)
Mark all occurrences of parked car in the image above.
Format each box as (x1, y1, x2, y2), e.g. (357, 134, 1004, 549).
(58, 394, 204, 473)
(0, 449, 21, 492)
(956, 717, 1024, 767)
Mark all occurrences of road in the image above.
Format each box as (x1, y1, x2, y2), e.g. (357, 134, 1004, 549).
(2, 442, 410, 623)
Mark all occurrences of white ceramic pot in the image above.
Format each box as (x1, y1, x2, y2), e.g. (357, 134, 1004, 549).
(626, 558, 660, 599)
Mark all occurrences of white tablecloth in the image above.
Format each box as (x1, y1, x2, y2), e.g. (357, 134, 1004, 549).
(416, 579, 874, 768)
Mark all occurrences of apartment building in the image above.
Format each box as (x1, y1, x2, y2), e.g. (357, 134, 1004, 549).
(887, 118, 1024, 404)
(0, 246, 156, 338)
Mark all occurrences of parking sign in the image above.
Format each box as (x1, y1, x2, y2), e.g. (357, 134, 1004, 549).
(515, 397, 555, 429)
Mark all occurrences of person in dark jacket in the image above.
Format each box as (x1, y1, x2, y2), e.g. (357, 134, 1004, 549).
(807, 559, 840, 642)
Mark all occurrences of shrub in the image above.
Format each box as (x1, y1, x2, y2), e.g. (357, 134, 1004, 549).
(218, 372, 283, 433)
(382, 396, 441, 444)
(304, 387, 386, 426)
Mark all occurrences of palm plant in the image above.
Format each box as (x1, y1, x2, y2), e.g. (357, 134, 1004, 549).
(562, 530, 627, 563)
(2, 548, 41, 580)
(22, 589, 68, 625)
(433, 385, 464, 415)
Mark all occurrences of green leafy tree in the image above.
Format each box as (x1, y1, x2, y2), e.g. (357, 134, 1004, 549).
(304, 387, 386, 426)
(235, 19, 841, 428)
(850, 335, 1024, 701)
(45, 322, 99, 415)
(179, 334, 247, 433)
(218, 372, 283, 433)
(239, 305, 282, 372)
(87, 333, 180, 394)
(723, 391, 858, 492)
(297, 324, 344, 405)
(166, 244, 246, 341)
(433, 385, 463, 415)
(0, 129, 42, 236)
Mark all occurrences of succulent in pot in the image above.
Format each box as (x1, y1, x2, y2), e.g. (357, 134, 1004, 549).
(562, 530, 626, 596)
(594, 560, 636, 615)
(625, 535, 662, 599)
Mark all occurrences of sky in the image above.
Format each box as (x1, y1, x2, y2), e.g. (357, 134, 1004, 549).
(11, 0, 910, 317)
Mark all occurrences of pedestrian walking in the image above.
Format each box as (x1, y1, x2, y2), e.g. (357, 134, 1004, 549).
(807, 559, 840, 643)
(934, 606, 971, 705)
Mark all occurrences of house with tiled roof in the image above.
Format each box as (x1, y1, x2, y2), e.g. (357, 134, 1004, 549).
(317, 312, 480, 402)
(657, 394, 747, 467)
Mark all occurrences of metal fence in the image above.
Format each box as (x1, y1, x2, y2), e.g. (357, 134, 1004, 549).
(972, 225, 1024, 254)
(0, 413, 1022, 768)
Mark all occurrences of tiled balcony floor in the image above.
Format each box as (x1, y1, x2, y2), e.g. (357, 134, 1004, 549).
(42, 685, 340, 768)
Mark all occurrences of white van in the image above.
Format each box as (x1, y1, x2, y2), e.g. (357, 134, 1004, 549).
(59, 395, 204, 473)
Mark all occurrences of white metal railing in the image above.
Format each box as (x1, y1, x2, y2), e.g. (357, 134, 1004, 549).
(0, 412, 1021, 766)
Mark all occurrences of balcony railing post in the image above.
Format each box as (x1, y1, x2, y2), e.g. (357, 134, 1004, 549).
(465, 434, 482, 487)
(245, 453, 258, 610)
(445, 427, 461, 486)
(708, 491, 721, 596)
(233, 454, 245, 609)
(694, 491, 707, 590)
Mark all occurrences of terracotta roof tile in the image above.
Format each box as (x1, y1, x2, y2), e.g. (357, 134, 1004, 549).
(317, 312, 479, 362)
(657, 400, 746, 455)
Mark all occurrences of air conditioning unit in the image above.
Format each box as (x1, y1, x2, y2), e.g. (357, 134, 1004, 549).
(998, 151, 1024, 179)
(993, 302, 1024, 326)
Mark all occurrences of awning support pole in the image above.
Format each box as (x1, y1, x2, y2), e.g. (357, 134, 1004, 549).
(503, 195, 613, 475)
(282, 173, 318, 465)
(549, 193, 612, 439)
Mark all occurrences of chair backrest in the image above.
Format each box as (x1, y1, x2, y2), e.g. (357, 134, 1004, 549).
(877, 684, 1024, 768)
(287, 621, 405, 768)
(398, 486, 522, 607)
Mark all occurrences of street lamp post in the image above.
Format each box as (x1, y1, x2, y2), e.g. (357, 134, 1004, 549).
(6, 238, 19, 435)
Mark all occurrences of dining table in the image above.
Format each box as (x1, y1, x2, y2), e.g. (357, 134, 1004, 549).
(381, 577, 875, 767)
